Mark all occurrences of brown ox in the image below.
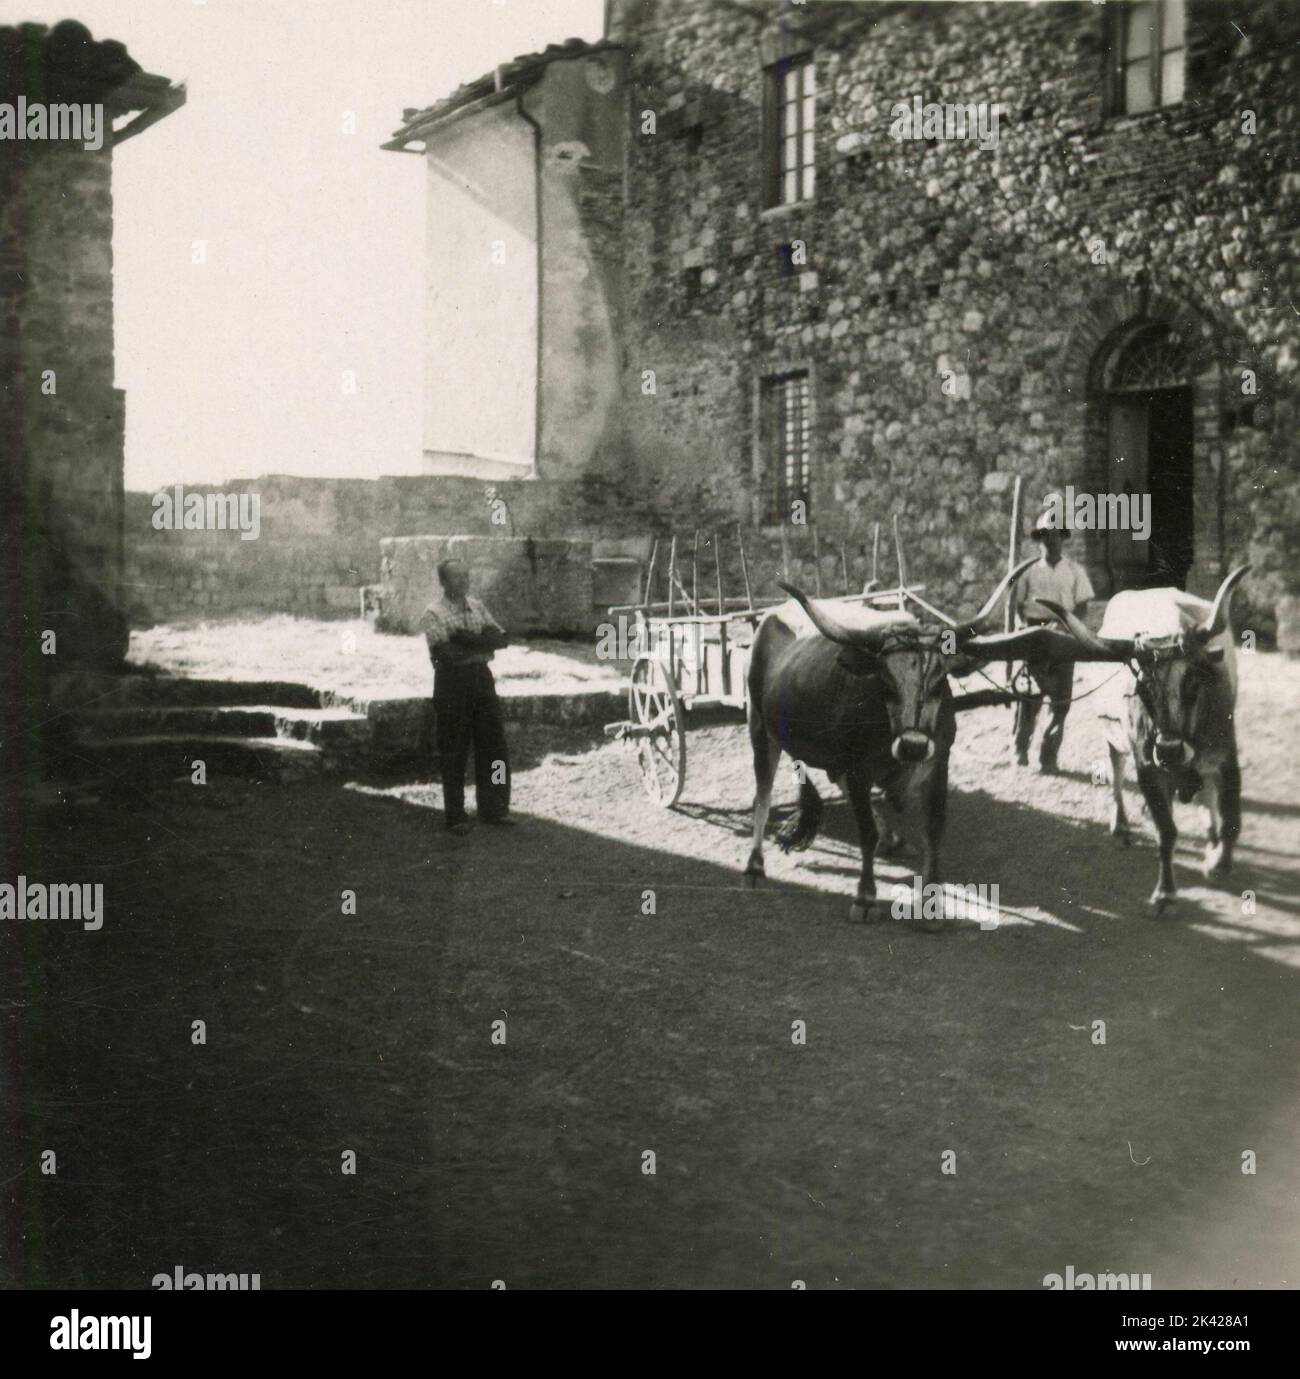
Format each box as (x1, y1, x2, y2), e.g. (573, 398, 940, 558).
(1039, 565, 1251, 914)
(745, 558, 1093, 926)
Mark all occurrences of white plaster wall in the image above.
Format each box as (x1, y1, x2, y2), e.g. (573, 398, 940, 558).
(422, 103, 537, 475)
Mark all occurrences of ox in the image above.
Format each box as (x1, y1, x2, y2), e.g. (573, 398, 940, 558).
(1039, 565, 1251, 914)
(744, 559, 1065, 926)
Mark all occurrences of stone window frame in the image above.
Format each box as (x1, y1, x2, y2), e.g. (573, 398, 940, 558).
(753, 364, 816, 528)
(1103, 0, 1187, 117)
(760, 29, 816, 215)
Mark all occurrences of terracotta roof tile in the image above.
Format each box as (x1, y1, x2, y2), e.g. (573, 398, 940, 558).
(388, 36, 619, 147)
(0, 18, 176, 111)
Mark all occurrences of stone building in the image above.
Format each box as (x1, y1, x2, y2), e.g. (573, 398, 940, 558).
(1, 20, 184, 667)
(392, 0, 1299, 638)
(1, 21, 183, 776)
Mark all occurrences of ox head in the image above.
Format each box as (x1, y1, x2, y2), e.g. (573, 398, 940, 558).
(779, 556, 1037, 764)
(1040, 565, 1250, 769)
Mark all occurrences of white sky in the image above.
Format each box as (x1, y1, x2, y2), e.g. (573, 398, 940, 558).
(3, 0, 605, 490)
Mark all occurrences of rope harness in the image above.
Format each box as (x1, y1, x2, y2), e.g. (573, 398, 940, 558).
(966, 660, 1130, 707)
(867, 626, 1132, 708)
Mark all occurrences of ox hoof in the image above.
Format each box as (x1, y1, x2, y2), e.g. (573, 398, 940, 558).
(1111, 824, 1132, 848)
(1203, 845, 1230, 880)
(874, 831, 908, 860)
(849, 898, 881, 925)
(1148, 888, 1176, 917)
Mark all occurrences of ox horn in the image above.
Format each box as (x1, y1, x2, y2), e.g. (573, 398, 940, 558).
(778, 581, 890, 651)
(1197, 564, 1252, 641)
(954, 557, 1040, 638)
(1037, 599, 1134, 659)
(893, 512, 906, 590)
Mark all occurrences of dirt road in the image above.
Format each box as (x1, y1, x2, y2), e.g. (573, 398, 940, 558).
(5, 655, 1298, 1288)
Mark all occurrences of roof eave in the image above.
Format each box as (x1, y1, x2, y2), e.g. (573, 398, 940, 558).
(384, 38, 623, 154)
(383, 85, 526, 152)
(110, 74, 186, 145)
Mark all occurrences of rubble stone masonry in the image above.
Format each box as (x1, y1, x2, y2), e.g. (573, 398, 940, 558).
(612, 0, 1299, 640)
(1, 132, 125, 666)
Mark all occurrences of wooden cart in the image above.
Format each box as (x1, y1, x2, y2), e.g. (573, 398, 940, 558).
(604, 525, 928, 807)
(605, 490, 1034, 807)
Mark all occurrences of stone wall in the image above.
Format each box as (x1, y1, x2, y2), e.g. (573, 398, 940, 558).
(1, 22, 184, 681)
(610, 0, 1300, 638)
(123, 470, 875, 630)
(1, 94, 124, 668)
(1, 21, 183, 788)
(124, 473, 663, 625)
(376, 535, 594, 635)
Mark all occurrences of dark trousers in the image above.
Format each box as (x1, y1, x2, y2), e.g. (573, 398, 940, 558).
(434, 661, 511, 826)
(1013, 658, 1074, 767)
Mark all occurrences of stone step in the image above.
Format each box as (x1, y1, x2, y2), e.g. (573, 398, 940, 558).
(269, 706, 371, 748)
(73, 705, 280, 737)
(51, 672, 323, 711)
(72, 703, 371, 750)
(70, 733, 327, 784)
(126, 677, 325, 709)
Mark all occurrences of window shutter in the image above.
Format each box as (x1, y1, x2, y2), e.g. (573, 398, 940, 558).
(1101, 4, 1121, 116)
(762, 67, 780, 208)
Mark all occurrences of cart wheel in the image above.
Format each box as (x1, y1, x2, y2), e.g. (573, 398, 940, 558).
(628, 654, 686, 807)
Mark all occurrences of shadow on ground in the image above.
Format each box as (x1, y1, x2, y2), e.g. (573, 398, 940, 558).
(4, 729, 1299, 1289)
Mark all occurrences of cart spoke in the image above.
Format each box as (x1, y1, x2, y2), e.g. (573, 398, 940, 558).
(627, 653, 686, 807)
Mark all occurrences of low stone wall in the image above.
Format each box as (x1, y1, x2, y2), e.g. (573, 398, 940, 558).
(121, 472, 1038, 635)
(376, 536, 594, 636)
(123, 473, 659, 626)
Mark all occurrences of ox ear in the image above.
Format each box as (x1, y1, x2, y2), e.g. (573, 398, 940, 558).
(836, 646, 880, 677)
(1203, 645, 1226, 663)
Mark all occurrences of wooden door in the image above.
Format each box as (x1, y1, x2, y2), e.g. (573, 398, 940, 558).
(1106, 396, 1149, 588)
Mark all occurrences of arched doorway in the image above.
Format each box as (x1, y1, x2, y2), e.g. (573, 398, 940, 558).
(1097, 322, 1195, 590)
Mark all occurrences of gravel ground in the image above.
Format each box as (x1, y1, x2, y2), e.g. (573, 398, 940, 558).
(6, 652, 1298, 1289)
(130, 616, 625, 702)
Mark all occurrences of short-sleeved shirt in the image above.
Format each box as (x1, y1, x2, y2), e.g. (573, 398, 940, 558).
(419, 595, 505, 667)
(1015, 556, 1095, 623)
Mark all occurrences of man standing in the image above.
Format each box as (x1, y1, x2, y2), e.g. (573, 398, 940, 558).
(420, 558, 513, 834)
(1011, 517, 1095, 773)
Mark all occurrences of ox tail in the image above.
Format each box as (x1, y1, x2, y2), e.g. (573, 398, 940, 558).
(776, 778, 824, 853)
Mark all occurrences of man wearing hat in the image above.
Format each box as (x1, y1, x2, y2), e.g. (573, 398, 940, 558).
(1011, 501, 1096, 773)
